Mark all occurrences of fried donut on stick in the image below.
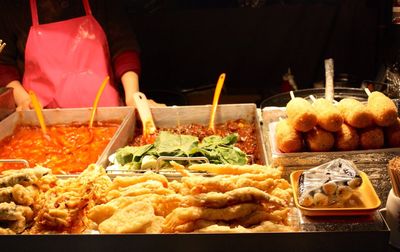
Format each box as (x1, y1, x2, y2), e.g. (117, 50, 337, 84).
(286, 92, 317, 132)
(385, 118, 400, 147)
(310, 96, 343, 132)
(275, 119, 303, 153)
(366, 90, 398, 127)
(337, 98, 373, 128)
(305, 127, 334, 152)
(335, 123, 359, 151)
(360, 126, 384, 150)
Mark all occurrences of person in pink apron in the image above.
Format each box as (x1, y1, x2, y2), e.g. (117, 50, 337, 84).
(0, 0, 141, 109)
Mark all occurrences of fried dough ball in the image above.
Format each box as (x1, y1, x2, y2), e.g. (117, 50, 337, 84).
(385, 118, 400, 147)
(313, 98, 343, 132)
(275, 119, 303, 153)
(337, 98, 373, 128)
(335, 123, 359, 151)
(359, 126, 384, 150)
(367, 91, 398, 127)
(286, 97, 317, 132)
(305, 127, 334, 152)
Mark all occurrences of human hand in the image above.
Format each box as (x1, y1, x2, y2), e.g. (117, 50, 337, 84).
(148, 99, 166, 107)
(7, 80, 32, 110)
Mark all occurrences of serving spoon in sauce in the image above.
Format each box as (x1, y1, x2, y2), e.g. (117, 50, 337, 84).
(29, 90, 50, 140)
(208, 73, 226, 132)
(133, 92, 157, 144)
(57, 75, 110, 150)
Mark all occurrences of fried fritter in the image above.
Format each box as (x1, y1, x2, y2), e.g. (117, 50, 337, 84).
(98, 200, 155, 234)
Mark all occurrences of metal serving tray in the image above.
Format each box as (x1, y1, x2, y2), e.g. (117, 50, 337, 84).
(0, 107, 133, 170)
(102, 103, 268, 173)
(262, 106, 400, 168)
(0, 211, 389, 252)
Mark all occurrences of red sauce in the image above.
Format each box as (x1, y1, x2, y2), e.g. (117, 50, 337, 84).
(0, 122, 119, 174)
(132, 119, 261, 164)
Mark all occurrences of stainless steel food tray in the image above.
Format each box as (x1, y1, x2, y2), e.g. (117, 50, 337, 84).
(262, 106, 400, 167)
(0, 211, 389, 252)
(102, 104, 268, 174)
(0, 107, 133, 170)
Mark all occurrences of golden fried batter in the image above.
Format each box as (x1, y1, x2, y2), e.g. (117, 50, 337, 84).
(163, 203, 259, 233)
(98, 200, 155, 234)
(188, 164, 282, 176)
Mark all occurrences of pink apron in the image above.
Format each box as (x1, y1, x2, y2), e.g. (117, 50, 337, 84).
(23, 0, 120, 108)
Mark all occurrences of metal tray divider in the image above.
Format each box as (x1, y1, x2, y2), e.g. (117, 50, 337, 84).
(0, 159, 29, 168)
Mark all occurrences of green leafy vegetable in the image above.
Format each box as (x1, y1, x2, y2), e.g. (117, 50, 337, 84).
(112, 131, 248, 170)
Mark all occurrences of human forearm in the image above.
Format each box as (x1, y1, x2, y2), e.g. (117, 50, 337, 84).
(121, 71, 139, 106)
(6, 80, 31, 110)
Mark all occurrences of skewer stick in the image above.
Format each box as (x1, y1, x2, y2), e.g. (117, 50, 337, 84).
(325, 58, 334, 102)
(309, 95, 317, 103)
(289, 91, 295, 100)
(364, 87, 372, 97)
(389, 167, 400, 197)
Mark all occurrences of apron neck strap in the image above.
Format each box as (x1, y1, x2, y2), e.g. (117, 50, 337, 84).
(83, 0, 93, 16)
(29, 0, 93, 26)
(29, 0, 39, 26)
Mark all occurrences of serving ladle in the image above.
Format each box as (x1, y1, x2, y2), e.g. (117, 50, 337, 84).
(208, 73, 226, 132)
(29, 90, 50, 140)
(133, 92, 157, 144)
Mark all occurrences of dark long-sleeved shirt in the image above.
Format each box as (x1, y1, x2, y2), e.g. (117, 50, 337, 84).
(0, 0, 141, 87)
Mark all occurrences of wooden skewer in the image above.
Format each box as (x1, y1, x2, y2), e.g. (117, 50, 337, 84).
(309, 95, 317, 103)
(364, 87, 372, 97)
(325, 58, 334, 102)
(289, 91, 295, 100)
(89, 76, 109, 128)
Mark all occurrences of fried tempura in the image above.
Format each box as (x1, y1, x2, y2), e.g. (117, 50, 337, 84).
(188, 163, 282, 177)
(163, 203, 259, 233)
(110, 171, 168, 189)
(184, 187, 286, 208)
(98, 200, 155, 234)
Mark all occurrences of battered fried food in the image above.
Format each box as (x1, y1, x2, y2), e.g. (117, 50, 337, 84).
(195, 220, 294, 233)
(184, 187, 286, 208)
(275, 119, 303, 153)
(30, 164, 111, 234)
(0, 187, 13, 203)
(163, 203, 259, 233)
(286, 97, 318, 132)
(187, 163, 283, 177)
(0, 167, 51, 187)
(107, 180, 175, 200)
(385, 118, 400, 147)
(367, 91, 398, 127)
(232, 208, 290, 227)
(110, 171, 168, 189)
(98, 200, 155, 234)
(335, 123, 359, 151)
(313, 98, 343, 132)
(359, 126, 384, 150)
(338, 98, 373, 128)
(12, 184, 37, 206)
(305, 127, 334, 152)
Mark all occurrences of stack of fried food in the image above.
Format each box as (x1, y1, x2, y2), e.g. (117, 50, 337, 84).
(29, 164, 111, 234)
(276, 91, 400, 153)
(0, 167, 54, 234)
(88, 163, 294, 233)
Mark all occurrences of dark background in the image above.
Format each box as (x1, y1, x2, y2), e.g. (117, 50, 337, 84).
(122, 0, 396, 106)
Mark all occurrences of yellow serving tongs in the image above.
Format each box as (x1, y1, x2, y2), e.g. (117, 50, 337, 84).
(208, 73, 226, 132)
(29, 90, 49, 140)
(133, 92, 157, 143)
